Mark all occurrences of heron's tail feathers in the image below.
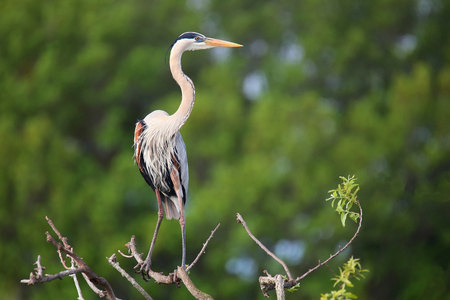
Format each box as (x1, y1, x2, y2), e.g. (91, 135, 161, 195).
(163, 196, 181, 220)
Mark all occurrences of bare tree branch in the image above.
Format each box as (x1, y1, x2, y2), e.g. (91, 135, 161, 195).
(274, 274, 285, 300)
(295, 197, 363, 282)
(258, 271, 292, 300)
(81, 273, 108, 298)
(56, 248, 86, 299)
(259, 272, 276, 298)
(69, 256, 85, 300)
(22, 194, 361, 299)
(186, 223, 220, 273)
(236, 213, 294, 281)
(21, 217, 117, 300)
(20, 261, 86, 285)
(45, 231, 117, 299)
(46, 216, 69, 248)
(108, 254, 152, 300)
(238, 197, 363, 298)
(124, 235, 177, 285)
(177, 266, 214, 300)
(116, 224, 219, 299)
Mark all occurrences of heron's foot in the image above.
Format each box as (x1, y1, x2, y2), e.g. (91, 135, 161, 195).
(134, 256, 152, 281)
(169, 269, 181, 288)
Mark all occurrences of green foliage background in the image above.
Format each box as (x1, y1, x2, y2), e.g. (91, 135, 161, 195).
(1, 0, 449, 299)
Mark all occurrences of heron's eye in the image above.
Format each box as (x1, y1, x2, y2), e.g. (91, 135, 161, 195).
(195, 36, 200, 42)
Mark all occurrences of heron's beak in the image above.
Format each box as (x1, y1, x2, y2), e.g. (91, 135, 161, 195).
(204, 38, 243, 48)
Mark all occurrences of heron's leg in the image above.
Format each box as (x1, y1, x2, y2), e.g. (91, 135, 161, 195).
(170, 168, 186, 269)
(179, 203, 186, 269)
(139, 189, 164, 279)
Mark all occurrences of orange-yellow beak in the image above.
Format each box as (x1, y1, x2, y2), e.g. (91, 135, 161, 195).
(204, 38, 243, 48)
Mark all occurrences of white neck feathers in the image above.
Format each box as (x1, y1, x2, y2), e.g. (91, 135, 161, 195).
(168, 40, 196, 134)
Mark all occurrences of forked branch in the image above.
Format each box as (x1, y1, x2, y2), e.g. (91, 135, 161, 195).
(21, 217, 116, 299)
(115, 224, 221, 300)
(296, 197, 363, 282)
(236, 213, 293, 281)
(22, 217, 220, 300)
(237, 197, 363, 299)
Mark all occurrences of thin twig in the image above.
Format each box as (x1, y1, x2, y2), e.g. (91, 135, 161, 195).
(108, 254, 152, 300)
(35, 255, 44, 278)
(324, 262, 337, 277)
(295, 197, 363, 281)
(70, 257, 84, 300)
(46, 216, 70, 248)
(118, 249, 133, 259)
(236, 213, 294, 281)
(58, 249, 71, 270)
(21, 267, 87, 285)
(186, 223, 220, 273)
(81, 273, 108, 298)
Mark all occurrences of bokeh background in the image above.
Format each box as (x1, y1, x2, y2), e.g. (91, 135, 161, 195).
(1, 0, 449, 299)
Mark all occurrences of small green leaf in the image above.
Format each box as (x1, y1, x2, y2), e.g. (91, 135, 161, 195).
(349, 213, 359, 223)
(341, 212, 347, 227)
(343, 292, 358, 299)
(287, 282, 301, 293)
(343, 278, 354, 287)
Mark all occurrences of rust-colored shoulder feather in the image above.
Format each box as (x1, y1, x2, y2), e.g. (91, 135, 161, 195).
(134, 121, 145, 170)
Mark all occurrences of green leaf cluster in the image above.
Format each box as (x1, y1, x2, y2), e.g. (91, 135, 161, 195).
(327, 176, 360, 227)
(321, 257, 369, 300)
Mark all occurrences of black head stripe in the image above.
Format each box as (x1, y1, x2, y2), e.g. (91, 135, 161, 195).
(165, 32, 205, 68)
(177, 32, 204, 41)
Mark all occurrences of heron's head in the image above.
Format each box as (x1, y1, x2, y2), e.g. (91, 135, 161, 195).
(170, 32, 243, 52)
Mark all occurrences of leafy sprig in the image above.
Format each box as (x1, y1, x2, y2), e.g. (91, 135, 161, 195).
(320, 257, 369, 300)
(326, 175, 360, 227)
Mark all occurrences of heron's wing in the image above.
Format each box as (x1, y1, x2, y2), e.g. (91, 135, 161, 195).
(163, 134, 188, 220)
(173, 132, 189, 203)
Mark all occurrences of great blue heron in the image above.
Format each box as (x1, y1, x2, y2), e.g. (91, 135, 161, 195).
(133, 32, 242, 276)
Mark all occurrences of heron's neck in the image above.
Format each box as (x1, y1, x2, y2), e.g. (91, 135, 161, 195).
(169, 45, 195, 133)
